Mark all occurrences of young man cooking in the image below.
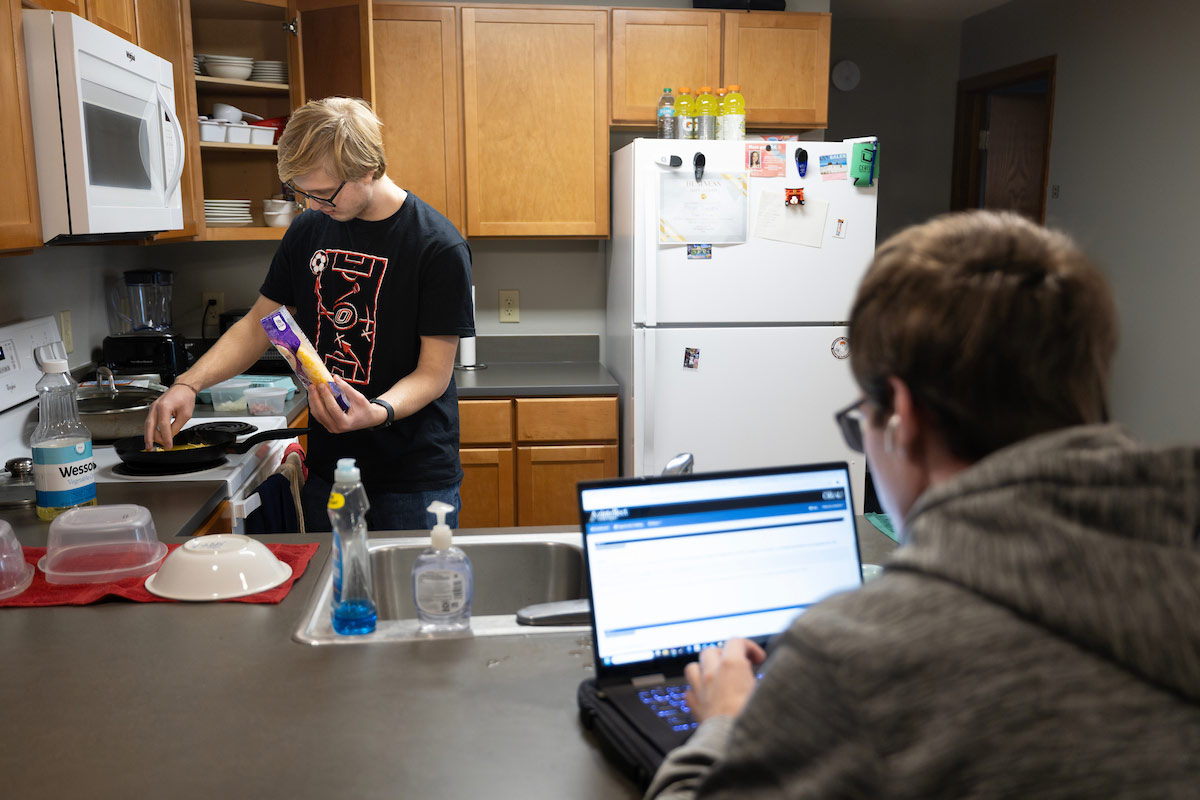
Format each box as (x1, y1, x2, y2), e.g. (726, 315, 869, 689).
(145, 97, 474, 531)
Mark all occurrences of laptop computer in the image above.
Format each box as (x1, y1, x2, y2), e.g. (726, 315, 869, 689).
(576, 462, 863, 771)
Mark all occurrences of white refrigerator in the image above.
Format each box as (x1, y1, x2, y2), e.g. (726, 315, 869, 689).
(605, 138, 878, 511)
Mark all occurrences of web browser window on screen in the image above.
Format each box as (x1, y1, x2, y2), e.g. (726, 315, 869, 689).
(581, 467, 862, 668)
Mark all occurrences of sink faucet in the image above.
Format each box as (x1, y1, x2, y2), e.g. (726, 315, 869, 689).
(662, 452, 694, 476)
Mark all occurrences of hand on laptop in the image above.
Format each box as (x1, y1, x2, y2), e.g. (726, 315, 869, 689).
(684, 638, 767, 723)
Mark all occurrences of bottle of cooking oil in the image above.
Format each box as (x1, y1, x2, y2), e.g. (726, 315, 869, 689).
(32, 351, 96, 520)
(674, 87, 695, 139)
(695, 86, 717, 140)
(723, 84, 745, 140)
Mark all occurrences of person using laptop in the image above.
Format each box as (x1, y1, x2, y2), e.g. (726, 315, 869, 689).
(646, 210, 1200, 798)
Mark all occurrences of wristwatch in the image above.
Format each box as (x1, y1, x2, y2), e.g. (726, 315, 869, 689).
(369, 398, 395, 429)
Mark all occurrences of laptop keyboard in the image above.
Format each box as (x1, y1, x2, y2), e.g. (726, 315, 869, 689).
(638, 684, 698, 733)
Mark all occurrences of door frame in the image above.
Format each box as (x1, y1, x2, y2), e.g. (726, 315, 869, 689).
(950, 55, 1056, 221)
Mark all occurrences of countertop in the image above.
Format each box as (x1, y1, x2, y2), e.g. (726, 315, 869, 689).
(454, 361, 618, 397)
(0, 506, 897, 799)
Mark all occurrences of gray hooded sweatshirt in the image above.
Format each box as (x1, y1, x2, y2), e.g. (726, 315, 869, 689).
(646, 425, 1200, 799)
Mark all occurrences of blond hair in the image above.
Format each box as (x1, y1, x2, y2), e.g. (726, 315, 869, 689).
(276, 97, 386, 184)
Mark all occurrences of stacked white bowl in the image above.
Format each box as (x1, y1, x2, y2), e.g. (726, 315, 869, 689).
(263, 198, 301, 228)
(199, 53, 254, 80)
(250, 60, 288, 83)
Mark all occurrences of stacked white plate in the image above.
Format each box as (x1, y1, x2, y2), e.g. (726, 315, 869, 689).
(193, 55, 202, 75)
(199, 53, 254, 80)
(250, 60, 288, 84)
(204, 199, 252, 226)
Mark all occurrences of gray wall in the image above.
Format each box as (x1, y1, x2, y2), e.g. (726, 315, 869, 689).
(961, 0, 1200, 443)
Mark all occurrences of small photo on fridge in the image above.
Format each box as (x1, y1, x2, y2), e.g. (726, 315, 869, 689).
(683, 347, 700, 369)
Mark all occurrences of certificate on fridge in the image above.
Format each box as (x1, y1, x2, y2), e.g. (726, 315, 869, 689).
(658, 172, 748, 244)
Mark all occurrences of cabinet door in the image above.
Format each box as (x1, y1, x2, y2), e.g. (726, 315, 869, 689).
(610, 9, 721, 126)
(459, 398, 512, 446)
(460, 447, 515, 528)
(373, 4, 463, 231)
(290, 0, 374, 105)
(34, 0, 84, 14)
(516, 444, 617, 526)
(461, 7, 608, 237)
(0, 0, 41, 252)
(722, 12, 830, 129)
(86, 0, 138, 42)
(137, 0, 201, 240)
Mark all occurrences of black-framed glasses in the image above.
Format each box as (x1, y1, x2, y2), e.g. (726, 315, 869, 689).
(287, 180, 346, 208)
(835, 398, 867, 454)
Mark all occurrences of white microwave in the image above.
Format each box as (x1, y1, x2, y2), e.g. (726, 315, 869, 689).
(22, 10, 184, 244)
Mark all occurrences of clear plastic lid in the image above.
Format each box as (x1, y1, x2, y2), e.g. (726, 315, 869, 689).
(38, 504, 166, 584)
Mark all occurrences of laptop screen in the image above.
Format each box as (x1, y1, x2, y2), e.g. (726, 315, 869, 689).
(579, 463, 862, 674)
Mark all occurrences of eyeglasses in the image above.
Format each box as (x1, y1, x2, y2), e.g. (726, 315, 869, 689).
(834, 398, 867, 454)
(287, 180, 346, 208)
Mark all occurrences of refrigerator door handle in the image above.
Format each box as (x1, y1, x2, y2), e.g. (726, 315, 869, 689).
(643, 161, 658, 326)
(642, 328, 656, 475)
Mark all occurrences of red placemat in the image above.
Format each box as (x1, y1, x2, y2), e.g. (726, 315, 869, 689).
(0, 543, 320, 607)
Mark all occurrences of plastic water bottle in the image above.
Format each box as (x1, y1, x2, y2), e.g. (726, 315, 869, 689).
(695, 86, 717, 140)
(32, 351, 96, 521)
(674, 87, 695, 139)
(656, 88, 676, 139)
(328, 458, 377, 635)
(715, 88, 727, 140)
(723, 84, 746, 140)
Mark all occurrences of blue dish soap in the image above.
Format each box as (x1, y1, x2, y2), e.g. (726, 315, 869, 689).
(412, 500, 473, 633)
(328, 458, 377, 635)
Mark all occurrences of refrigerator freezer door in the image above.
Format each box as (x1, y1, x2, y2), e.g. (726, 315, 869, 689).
(634, 325, 865, 513)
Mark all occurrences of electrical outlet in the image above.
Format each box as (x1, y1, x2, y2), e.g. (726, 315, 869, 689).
(202, 292, 225, 329)
(57, 310, 73, 354)
(499, 289, 520, 323)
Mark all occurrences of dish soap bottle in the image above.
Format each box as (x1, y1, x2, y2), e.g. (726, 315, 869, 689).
(32, 348, 96, 521)
(328, 457, 377, 635)
(412, 500, 473, 633)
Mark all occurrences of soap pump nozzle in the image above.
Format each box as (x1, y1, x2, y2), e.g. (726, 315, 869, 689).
(427, 499, 455, 550)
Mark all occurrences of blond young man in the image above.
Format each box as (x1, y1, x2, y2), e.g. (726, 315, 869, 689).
(146, 98, 473, 530)
(646, 211, 1200, 798)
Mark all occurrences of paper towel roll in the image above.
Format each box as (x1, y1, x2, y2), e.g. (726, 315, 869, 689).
(460, 336, 476, 367)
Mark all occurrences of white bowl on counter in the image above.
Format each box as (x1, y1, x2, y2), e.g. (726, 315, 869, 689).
(145, 534, 292, 601)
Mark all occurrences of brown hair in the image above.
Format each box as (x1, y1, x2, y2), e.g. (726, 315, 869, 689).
(276, 97, 386, 184)
(849, 210, 1118, 462)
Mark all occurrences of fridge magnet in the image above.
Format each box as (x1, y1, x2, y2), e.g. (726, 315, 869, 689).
(686, 244, 713, 259)
(683, 347, 700, 369)
(746, 143, 785, 177)
(819, 153, 848, 181)
(850, 141, 878, 186)
(831, 337, 850, 360)
(833, 218, 848, 238)
(795, 147, 809, 178)
(784, 188, 805, 206)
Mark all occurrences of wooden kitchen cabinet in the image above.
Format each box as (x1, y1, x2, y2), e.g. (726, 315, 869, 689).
(723, 11, 830, 129)
(85, 0, 137, 41)
(0, 0, 42, 253)
(372, 3, 463, 231)
(516, 444, 617, 525)
(610, 8, 721, 127)
(458, 399, 515, 528)
(461, 7, 608, 237)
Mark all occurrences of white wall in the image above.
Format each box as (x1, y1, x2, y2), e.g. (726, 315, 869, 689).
(961, 0, 1200, 443)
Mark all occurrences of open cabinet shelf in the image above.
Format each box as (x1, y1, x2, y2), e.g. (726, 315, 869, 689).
(194, 75, 289, 95)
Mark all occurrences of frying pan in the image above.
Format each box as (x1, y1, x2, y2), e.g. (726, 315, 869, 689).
(113, 427, 309, 470)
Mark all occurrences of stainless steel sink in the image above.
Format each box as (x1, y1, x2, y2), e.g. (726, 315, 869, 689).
(294, 532, 589, 645)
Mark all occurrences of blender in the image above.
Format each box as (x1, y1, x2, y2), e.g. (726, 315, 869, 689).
(102, 270, 191, 384)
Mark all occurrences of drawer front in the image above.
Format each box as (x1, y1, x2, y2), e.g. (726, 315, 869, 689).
(459, 399, 513, 445)
(515, 397, 617, 443)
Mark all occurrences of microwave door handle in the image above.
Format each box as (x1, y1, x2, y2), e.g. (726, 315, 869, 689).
(157, 85, 186, 200)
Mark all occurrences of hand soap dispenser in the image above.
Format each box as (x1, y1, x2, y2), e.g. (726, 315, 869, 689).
(412, 500, 473, 633)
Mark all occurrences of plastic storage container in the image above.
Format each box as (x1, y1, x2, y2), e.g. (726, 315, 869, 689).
(0, 520, 34, 600)
(38, 504, 166, 584)
(243, 386, 287, 415)
(209, 379, 252, 413)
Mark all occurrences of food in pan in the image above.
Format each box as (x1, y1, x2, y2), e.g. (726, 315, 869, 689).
(143, 442, 210, 453)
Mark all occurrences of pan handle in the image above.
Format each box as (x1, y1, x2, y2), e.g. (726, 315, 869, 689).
(228, 427, 311, 455)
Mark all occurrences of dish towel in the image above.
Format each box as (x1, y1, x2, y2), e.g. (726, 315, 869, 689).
(244, 449, 307, 534)
(864, 512, 900, 543)
(0, 543, 319, 607)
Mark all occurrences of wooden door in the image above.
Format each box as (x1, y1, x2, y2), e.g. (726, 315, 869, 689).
(373, 4, 463, 230)
(137, 0, 201, 240)
(982, 93, 1050, 221)
(0, 0, 42, 252)
(461, 7, 608, 237)
(460, 447, 515, 528)
(290, 0, 374, 105)
(516, 444, 617, 525)
(86, 0, 138, 42)
(722, 11, 830, 129)
(610, 9, 721, 126)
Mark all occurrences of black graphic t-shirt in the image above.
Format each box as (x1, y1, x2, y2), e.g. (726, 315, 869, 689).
(259, 193, 474, 491)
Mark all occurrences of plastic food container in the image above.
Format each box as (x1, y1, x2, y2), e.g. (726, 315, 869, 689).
(208, 379, 251, 413)
(38, 505, 166, 584)
(198, 119, 226, 142)
(243, 386, 287, 415)
(224, 122, 251, 144)
(0, 520, 34, 599)
(145, 534, 291, 601)
(249, 125, 276, 145)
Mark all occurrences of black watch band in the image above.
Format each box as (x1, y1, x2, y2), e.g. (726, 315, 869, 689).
(369, 398, 395, 428)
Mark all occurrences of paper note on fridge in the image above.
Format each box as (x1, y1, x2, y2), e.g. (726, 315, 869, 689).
(753, 188, 828, 247)
(659, 172, 748, 244)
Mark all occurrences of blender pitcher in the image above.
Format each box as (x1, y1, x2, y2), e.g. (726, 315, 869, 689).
(109, 270, 175, 333)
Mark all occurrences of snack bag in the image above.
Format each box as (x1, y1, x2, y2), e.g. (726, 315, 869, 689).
(260, 307, 350, 412)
